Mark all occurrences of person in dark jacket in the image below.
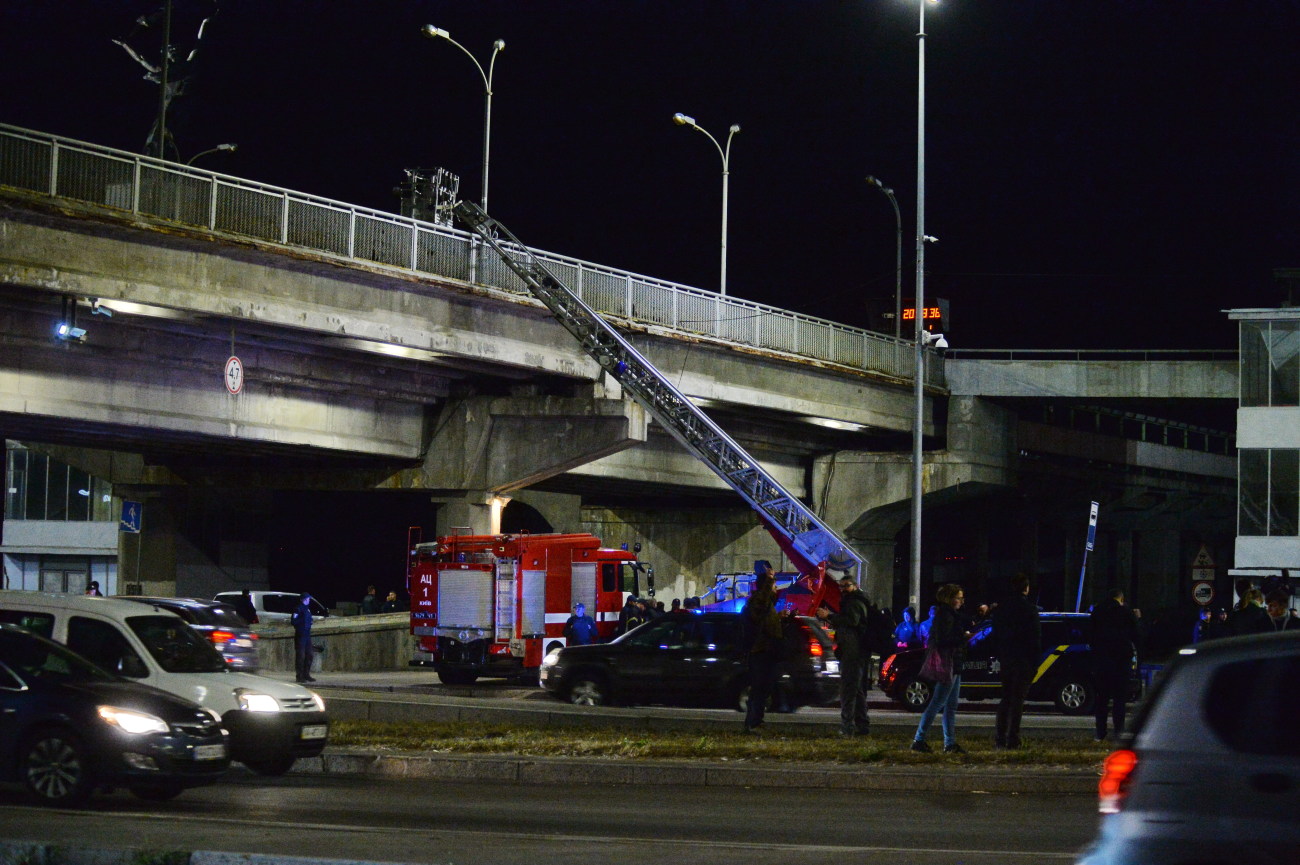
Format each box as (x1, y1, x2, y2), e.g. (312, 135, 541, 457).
(818, 575, 872, 736)
(911, 583, 972, 754)
(743, 561, 784, 733)
(1230, 589, 1272, 635)
(231, 589, 258, 624)
(991, 574, 1041, 749)
(291, 593, 316, 683)
(563, 602, 599, 645)
(1090, 588, 1140, 741)
(616, 596, 647, 636)
(360, 585, 380, 615)
(1266, 590, 1300, 631)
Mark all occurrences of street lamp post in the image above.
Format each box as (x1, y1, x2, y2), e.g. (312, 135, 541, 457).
(865, 176, 902, 342)
(422, 25, 504, 283)
(672, 113, 740, 297)
(910, 0, 938, 619)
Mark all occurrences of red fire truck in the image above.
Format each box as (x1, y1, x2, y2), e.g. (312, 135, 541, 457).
(408, 532, 647, 684)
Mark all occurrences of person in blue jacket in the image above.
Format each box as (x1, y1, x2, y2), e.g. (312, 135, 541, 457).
(291, 593, 316, 683)
(563, 603, 599, 645)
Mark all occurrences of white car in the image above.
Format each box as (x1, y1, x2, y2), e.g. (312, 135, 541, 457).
(214, 590, 328, 623)
(1077, 630, 1300, 865)
(0, 591, 328, 776)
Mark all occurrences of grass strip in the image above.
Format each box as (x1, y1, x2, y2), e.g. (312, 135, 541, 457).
(329, 720, 1110, 768)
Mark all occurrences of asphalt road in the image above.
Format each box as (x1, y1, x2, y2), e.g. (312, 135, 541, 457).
(0, 768, 1099, 865)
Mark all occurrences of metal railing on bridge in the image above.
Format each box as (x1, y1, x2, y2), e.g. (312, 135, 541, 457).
(0, 123, 937, 388)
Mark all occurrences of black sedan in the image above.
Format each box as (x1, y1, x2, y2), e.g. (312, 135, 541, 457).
(0, 623, 230, 805)
(878, 612, 1142, 715)
(538, 611, 839, 711)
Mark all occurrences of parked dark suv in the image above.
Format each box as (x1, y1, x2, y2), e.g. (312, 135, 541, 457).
(539, 611, 839, 710)
(878, 612, 1142, 715)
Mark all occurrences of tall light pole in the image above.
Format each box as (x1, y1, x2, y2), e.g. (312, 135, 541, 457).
(672, 113, 741, 297)
(865, 176, 902, 342)
(422, 25, 504, 285)
(910, 0, 938, 619)
(421, 25, 504, 214)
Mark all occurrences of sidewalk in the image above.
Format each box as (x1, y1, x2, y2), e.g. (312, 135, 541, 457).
(266, 669, 1101, 796)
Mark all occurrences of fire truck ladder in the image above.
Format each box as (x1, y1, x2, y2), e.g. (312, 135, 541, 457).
(452, 201, 862, 576)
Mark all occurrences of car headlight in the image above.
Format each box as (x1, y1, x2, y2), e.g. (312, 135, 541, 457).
(308, 690, 325, 712)
(97, 705, 169, 735)
(540, 649, 561, 669)
(234, 689, 282, 712)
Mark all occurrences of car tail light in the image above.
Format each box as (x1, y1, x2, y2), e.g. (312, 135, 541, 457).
(807, 636, 823, 658)
(1098, 749, 1138, 814)
(209, 630, 236, 646)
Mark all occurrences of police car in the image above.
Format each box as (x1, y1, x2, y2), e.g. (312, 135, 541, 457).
(878, 612, 1141, 715)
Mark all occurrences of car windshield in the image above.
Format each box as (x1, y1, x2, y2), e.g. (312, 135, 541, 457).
(126, 615, 227, 673)
(0, 628, 118, 684)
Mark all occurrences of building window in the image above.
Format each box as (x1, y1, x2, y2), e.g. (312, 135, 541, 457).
(1239, 448, 1300, 536)
(1240, 320, 1300, 407)
(3, 444, 113, 522)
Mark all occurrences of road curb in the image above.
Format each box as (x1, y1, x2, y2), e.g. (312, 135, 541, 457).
(298, 750, 1096, 795)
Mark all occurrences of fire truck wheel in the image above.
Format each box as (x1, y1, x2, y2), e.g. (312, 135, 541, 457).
(438, 670, 478, 686)
(568, 674, 607, 707)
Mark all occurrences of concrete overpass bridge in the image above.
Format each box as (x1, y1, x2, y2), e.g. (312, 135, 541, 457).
(0, 125, 1237, 613)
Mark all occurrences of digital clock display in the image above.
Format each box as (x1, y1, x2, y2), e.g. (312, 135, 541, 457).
(902, 307, 943, 321)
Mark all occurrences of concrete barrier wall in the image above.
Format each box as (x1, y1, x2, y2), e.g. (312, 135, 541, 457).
(255, 612, 413, 672)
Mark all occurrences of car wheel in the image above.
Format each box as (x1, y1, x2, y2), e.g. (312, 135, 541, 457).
(568, 674, 607, 707)
(437, 670, 478, 686)
(131, 783, 185, 802)
(901, 678, 932, 712)
(1054, 677, 1094, 715)
(21, 730, 93, 806)
(243, 756, 296, 776)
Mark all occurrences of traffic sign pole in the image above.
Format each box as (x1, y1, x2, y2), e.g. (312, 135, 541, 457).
(1075, 501, 1099, 613)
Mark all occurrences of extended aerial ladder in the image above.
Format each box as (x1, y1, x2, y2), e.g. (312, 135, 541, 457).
(452, 201, 863, 578)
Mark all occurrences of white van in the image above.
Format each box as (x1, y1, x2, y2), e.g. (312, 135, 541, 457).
(0, 591, 328, 776)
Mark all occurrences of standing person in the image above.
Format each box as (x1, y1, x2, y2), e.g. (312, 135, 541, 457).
(1090, 588, 1141, 741)
(85, 581, 103, 597)
(563, 602, 599, 645)
(1265, 590, 1300, 631)
(911, 584, 971, 754)
(895, 607, 920, 650)
(381, 590, 403, 612)
(1229, 589, 1272, 635)
(360, 585, 379, 614)
(918, 605, 937, 646)
(817, 575, 872, 737)
(992, 574, 1041, 749)
(291, 593, 316, 683)
(616, 595, 646, 635)
(743, 560, 784, 734)
(232, 588, 258, 624)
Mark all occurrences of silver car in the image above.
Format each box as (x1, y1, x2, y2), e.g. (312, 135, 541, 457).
(119, 597, 260, 672)
(1077, 630, 1300, 865)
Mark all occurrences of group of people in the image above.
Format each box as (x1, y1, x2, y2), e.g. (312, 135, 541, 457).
(560, 594, 700, 646)
(360, 585, 405, 614)
(1195, 578, 1298, 641)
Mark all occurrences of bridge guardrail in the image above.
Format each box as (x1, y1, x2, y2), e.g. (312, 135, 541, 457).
(0, 123, 940, 389)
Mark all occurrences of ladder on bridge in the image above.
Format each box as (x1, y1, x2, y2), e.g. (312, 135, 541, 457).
(452, 201, 862, 576)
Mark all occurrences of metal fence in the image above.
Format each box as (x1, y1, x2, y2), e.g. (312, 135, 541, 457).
(0, 123, 940, 387)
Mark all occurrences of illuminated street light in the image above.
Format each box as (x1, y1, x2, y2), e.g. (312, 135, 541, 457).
(673, 113, 741, 297)
(186, 143, 237, 166)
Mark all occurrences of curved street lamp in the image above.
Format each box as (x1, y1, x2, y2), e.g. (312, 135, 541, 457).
(421, 25, 505, 214)
(865, 175, 902, 342)
(673, 113, 741, 297)
(186, 143, 237, 166)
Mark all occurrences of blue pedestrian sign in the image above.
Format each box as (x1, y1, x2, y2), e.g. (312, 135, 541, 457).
(120, 501, 142, 534)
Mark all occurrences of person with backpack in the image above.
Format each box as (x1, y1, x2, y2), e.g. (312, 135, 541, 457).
(817, 574, 872, 737)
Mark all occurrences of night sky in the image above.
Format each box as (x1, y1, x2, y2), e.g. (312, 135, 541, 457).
(4, 1, 1298, 350)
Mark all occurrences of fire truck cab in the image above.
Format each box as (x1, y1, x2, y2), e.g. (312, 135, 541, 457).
(408, 533, 645, 684)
